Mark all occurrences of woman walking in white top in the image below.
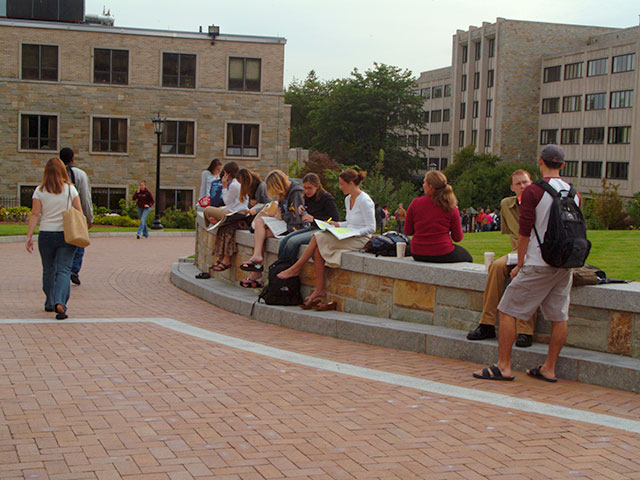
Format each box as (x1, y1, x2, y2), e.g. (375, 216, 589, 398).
(26, 158, 84, 320)
(278, 169, 375, 310)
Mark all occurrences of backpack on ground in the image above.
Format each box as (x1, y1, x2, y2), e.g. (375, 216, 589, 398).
(364, 231, 411, 257)
(533, 179, 591, 268)
(209, 178, 224, 207)
(572, 264, 627, 286)
(257, 258, 303, 306)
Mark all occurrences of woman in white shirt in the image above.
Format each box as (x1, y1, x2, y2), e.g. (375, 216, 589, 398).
(278, 169, 375, 310)
(203, 162, 248, 227)
(26, 158, 84, 320)
(197, 158, 222, 207)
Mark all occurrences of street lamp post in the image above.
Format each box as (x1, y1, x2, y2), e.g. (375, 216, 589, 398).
(150, 113, 166, 230)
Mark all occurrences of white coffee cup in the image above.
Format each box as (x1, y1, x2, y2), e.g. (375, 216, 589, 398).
(396, 242, 407, 258)
(484, 251, 495, 271)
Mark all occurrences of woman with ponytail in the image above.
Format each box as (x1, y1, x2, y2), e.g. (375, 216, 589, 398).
(404, 170, 472, 263)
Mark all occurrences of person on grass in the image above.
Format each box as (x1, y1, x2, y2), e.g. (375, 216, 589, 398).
(277, 169, 375, 310)
(473, 145, 579, 383)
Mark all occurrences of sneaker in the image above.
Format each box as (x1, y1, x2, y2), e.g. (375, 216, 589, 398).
(515, 334, 533, 348)
(467, 324, 496, 340)
(70, 274, 81, 285)
(137, 234, 140, 239)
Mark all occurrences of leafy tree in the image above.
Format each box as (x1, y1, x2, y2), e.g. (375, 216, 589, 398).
(285, 71, 329, 148)
(589, 179, 629, 230)
(309, 63, 426, 181)
(626, 192, 640, 228)
(299, 151, 341, 190)
(444, 146, 537, 209)
(362, 151, 418, 212)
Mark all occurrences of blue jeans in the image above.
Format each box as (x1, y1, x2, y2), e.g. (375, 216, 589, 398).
(137, 207, 150, 237)
(396, 221, 404, 235)
(38, 231, 77, 311)
(278, 227, 315, 262)
(71, 247, 84, 275)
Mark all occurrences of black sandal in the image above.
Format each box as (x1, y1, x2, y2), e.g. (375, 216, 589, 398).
(240, 261, 263, 273)
(240, 278, 264, 288)
(195, 272, 211, 279)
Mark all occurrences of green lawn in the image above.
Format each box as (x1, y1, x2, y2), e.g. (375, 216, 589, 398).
(459, 230, 640, 281)
(0, 224, 192, 236)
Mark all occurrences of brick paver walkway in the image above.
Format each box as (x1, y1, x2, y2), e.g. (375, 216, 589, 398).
(1, 237, 639, 479)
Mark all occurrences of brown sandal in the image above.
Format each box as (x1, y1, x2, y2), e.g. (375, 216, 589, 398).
(313, 301, 337, 311)
(300, 296, 325, 310)
(212, 262, 231, 272)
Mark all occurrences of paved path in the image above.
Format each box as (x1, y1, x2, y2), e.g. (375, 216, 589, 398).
(1, 237, 639, 479)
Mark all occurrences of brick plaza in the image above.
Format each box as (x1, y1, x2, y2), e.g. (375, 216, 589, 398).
(1, 236, 639, 479)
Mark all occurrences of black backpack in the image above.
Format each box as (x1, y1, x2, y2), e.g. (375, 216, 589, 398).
(364, 231, 411, 257)
(257, 258, 303, 306)
(533, 179, 591, 268)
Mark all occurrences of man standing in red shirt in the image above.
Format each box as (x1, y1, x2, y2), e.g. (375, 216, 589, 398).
(473, 145, 579, 383)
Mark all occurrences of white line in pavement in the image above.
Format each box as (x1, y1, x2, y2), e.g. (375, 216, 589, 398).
(3, 317, 640, 434)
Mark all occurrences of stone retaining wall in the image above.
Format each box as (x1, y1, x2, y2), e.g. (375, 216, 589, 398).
(195, 216, 640, 359)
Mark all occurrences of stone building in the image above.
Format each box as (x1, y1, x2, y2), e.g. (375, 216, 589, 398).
(417, 18, 640, 196)
(538, 26, 639, 197)
(0, 13, 290, 211)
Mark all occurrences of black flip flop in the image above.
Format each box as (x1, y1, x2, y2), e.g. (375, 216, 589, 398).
(527, 365, 558, 383)
(472, 364, 515, 381)
(195, 272, 211, 279)
(240, 261, 263, 273)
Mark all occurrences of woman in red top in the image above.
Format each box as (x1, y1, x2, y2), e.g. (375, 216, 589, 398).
(404, 170, 472, 263)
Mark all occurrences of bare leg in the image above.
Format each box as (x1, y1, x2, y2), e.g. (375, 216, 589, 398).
(473, 311, 517, 378)
(246, 217, 273, 264)
(530, 320, 567, 380)
(278, 236, 318, 279)
(305, 247, 327, 301)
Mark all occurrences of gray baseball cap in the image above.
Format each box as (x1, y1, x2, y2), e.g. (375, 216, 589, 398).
(540, 144, 564, 164)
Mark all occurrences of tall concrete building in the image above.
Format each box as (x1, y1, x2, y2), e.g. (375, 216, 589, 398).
(417, 18, 639, 196)
(0, 3, 290, 211)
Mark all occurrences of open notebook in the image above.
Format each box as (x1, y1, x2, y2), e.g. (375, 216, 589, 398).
(314, 219, 360, 240)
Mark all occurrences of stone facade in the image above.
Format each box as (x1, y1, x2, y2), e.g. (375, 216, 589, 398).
(195, 218, 640, 359)
(0, 18, 290, 207)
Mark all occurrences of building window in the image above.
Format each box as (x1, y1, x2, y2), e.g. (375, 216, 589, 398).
(486, 99, 492, 117)
(421, 88, 430, 99)
(162, 52, 196, 88)
(21, 44, 58, 81)
(470, 130, 478, 146)
(430, 110, 442, 122)
(92, 187, 126, 212)
(432, 85, 443, 98)
(541, 97, 560, 114)
(582, 161, 602, 178)
(564, 62, 583, 80)
(474, 42, 481, 60)
(159, 189, 194, 212)
(484, 129, 492, 147)
(608, 126, 631, 144)
(442, 133, 449, 146)
(92, 117, 127, 153)
(587, 58, 607, 77)
(543, 65, 561, 83)
(606, 162, 629, 180)
(473, 72, 480, 89)
(561, 128, 580, 145)
(585, 93, 606, 110)
(20, 114, 57, 151)
(226, 123, 259, 157)
(442, 109, 450, 122)
(444, 84, 451, 97)
(460, 102, 466, 119)
(472, 101, 479, 118)
(229, 57, 261, 92)
(161, 120, 195, 155)
(612, 53, 635, 73)
(440, 158, 448, 169)
(94, 48, 128, 85)
(461, 45, 468, 63)
(488, 38, 495, 58)
(20, 185, 38, 208)
(408, 134, 418, 147)
(540, 129, 557, 145)
(583, 127, 604, 144)
(610, 90, 633, 109)
(562, 95, 581, 112)
(429, 134, 441, 147)
(422, 110, 429, 123)
(461, 74, 467, 91)
(458, 130, 465, 147)
(419, 134, 428, 147)
(564, 161, 579, 177)
(487, 69, 494, 88)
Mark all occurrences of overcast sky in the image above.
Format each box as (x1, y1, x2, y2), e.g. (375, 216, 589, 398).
(86, 0, 638, 86)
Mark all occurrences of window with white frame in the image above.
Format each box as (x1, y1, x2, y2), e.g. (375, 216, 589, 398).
(20, 114, 57, 150)
(610, 90, 633, 109)
(612, 53, 635, 73)
(540, 129, 557, 145)
(226, 123, 259, 157)
(587, 58, 607, 77)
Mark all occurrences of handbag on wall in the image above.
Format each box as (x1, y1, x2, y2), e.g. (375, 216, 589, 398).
(62, 186, 91, 248)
